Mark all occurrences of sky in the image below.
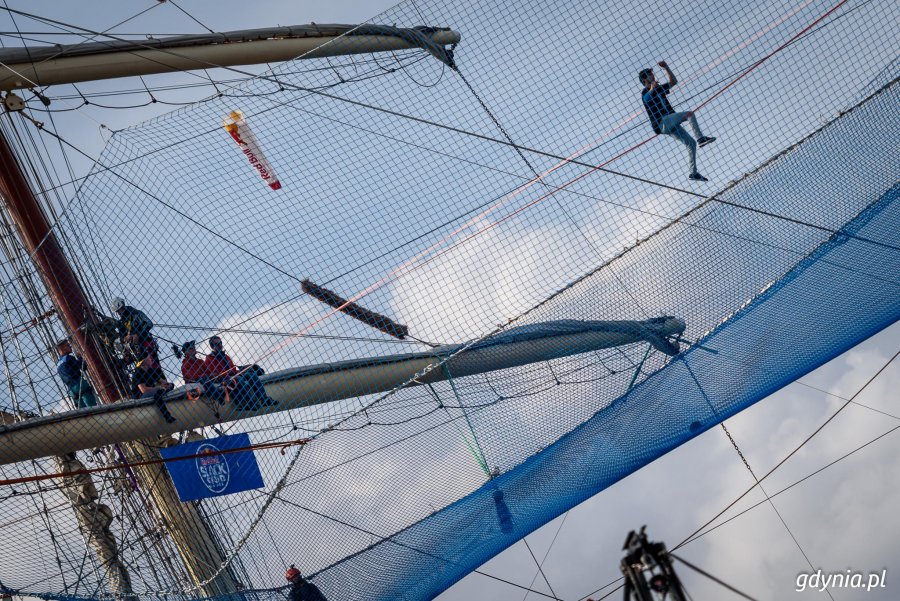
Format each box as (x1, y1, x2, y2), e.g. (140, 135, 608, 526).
(0, 0, 897, 600)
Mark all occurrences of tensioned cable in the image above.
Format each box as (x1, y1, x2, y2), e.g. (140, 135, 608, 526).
(166, 0, 215, 34)
(685, 422, 900, 546)
(576, 576, 625, 601)
(521, 511, 570, 601)
(792, 379, 900, 420)
(670, 554, 758, 601)
(681, 359, 832, 600)
(672, 348, 899, 551)
(453, 67, 651, 318)
(155, 322, 422, 345)
(522, 538, 560, 601)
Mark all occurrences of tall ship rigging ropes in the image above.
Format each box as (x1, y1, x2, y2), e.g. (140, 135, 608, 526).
(0, 0, 898, 599)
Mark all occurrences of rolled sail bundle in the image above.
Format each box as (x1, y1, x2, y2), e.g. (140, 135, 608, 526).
(301, 279, 410, 339)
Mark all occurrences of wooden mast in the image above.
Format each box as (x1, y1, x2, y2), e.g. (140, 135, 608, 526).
(0, 126, 240, 596)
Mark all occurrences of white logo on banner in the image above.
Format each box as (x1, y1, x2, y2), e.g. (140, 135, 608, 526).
(196, 443, 230, 494)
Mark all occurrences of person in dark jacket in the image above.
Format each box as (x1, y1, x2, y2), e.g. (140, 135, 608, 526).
(56, 339, 97, 408)
(286, 565, 327, 601)
(640, 60, 716, 181)
(110, 296, 161, 372)
(131, 360, 176, 423)
(109, 297, 154, 344)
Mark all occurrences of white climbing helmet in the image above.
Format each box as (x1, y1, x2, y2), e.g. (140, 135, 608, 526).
(109, 297, 126, 313)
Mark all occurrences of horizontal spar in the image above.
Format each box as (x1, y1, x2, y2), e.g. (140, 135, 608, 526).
(0, 25, 460, 91)
(0, 317, 684, 466)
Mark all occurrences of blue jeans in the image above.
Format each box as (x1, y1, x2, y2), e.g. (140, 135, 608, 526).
(659, 111, 705, 174)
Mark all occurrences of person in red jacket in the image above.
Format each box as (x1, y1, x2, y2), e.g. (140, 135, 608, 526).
(180, 340, 209, 383)
(204, 336, 238, 381)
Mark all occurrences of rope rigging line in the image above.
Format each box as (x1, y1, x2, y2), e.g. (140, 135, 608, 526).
(166, 0, 216, 35)
(669, 554, 758, 601)
(521, 511, 569, 601)
(521, 538, 560, 601)
(684, 421, 900, 548)
(792, 379, 900, 420)
(0, 438, 311, 487)
(272, 494, 564, 601)
(672, 348, 900, 552)
(681, 358, 832, 599)
(454, 67, 652, 318)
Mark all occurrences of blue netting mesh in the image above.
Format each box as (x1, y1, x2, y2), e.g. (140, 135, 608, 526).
(0, 0, 897, 599)
(308, 84, 900, 601)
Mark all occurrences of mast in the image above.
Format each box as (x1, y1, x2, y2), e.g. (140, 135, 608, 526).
(0, 124, 240, 596)
(0, 127, 138, 598)
(0, 133, 119, 403)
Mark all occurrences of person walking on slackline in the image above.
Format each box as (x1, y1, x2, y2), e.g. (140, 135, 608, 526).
(639, 60, 716, 181)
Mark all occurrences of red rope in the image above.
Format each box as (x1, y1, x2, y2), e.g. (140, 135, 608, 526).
(695, 0, 851, 111)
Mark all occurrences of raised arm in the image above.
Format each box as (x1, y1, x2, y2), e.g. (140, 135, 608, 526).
(658, 60, 677, 86)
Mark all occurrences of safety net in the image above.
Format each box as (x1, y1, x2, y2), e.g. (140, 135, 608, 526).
(0, 0, 897, 599)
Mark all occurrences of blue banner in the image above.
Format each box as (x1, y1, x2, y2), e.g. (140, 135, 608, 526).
(160, 432, 264, 502)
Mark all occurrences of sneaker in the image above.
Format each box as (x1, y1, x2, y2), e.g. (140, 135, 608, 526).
(689, 172, 708, 182)
(697, 136, 716, 147)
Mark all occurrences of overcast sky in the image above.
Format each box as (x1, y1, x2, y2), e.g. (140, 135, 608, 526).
(0, 0, 897, 600)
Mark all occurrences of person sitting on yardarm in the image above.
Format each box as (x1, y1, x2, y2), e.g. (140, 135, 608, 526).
(640, 60, 716, 181)
(180, 340, 210, 383)
(128, 337, 176, 423)
(204, 335, 238, 381)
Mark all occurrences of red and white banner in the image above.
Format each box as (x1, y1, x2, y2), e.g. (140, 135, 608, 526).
(223, 110, 282, 190)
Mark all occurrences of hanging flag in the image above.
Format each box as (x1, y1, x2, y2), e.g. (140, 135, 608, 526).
(223, 110, 282, 190)
(160, 432, 265, 502)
